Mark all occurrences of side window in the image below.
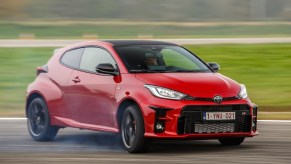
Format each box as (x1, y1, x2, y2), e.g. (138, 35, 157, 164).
(80, 47, 116, 73)
(61, 48, 84, 69)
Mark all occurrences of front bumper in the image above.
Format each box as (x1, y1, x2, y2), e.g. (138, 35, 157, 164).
(141, 97, 258, 139)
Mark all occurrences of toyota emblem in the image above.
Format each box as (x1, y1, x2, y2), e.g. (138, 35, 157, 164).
(213, 95, 223, 104)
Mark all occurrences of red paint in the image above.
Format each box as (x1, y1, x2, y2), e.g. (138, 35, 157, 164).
(26, 40, 258, 139)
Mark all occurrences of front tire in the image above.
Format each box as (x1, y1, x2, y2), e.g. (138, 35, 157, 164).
(218, 137, 245, 145)
(121, 105, 150, 153)
(27, 97, 58, 141)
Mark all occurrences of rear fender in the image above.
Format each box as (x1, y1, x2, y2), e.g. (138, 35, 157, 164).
(26, 74, 64, 119)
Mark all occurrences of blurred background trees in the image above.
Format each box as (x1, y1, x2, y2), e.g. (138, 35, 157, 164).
(0, 0, 29, 19)
(1, 0, 291, 21)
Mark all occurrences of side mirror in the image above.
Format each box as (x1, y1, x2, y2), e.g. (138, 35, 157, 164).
(96, 63, 119, 76)
(207, 62, 220, 72)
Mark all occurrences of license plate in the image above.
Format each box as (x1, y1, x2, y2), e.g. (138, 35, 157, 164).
(203, 112, 236, 121)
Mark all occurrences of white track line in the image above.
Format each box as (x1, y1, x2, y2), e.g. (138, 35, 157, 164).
(0, 118, 27, 120)
(0, 118, 291, 123)
(2, 38, 291, 47)
(258, 120, 291, 123)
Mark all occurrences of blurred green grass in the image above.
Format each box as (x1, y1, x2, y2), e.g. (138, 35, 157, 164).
(184, 44, 291, 109)
(0, 48, 53, 116)
(1, 22, 291, 39)
(0, 44, 291, 118)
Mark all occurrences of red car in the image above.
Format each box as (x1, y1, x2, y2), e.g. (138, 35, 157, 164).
(26, 40, 258, 153)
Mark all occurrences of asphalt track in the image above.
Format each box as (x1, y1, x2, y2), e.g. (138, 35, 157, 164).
(0, 119, 290, 164)
(1, 38, 291, 47)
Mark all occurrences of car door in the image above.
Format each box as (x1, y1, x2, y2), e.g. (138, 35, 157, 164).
(52, 48, 84, 118)
(65, 47, 118, 127)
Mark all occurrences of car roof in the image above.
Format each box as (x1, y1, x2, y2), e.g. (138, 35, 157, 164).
(102, 40, 177, 46)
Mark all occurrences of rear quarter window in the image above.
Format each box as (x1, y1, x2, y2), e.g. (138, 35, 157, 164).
(60, 48, 84, 69)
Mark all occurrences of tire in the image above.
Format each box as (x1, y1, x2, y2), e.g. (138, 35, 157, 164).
(27, 97, 59, 141)
(218, 137, 245, 145)
(121, 105, 150, 153)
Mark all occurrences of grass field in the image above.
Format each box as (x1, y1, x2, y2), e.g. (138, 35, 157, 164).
(0, 44, 291, 119)
(184, 44, 291, 107)
(1, 22, 291, 39)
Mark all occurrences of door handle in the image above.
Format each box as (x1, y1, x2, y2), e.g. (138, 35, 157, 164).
(72, 76, 81, 83)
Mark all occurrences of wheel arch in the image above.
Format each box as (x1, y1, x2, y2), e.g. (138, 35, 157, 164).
(26, 92, 46, 117)
(116, 98, 143, 130)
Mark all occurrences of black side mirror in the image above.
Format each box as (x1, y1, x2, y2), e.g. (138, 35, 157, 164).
(207, 62, 220, 72)
(96, 63, 118, 76)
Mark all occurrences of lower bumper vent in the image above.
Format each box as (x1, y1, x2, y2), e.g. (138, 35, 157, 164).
(193, 122, 235, 133)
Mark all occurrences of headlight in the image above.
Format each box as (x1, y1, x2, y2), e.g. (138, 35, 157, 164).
(238, 84, 248, 99)
(144, 85, 186, 100)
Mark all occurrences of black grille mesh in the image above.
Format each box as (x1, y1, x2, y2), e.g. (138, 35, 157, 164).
(194, 122, 235, 133)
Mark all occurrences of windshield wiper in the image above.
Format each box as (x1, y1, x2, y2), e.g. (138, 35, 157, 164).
(129, 69, 176, 73)
(129, 69, 166, 73)
(175, 70, 201, 72)
(129, 69, 203, 73)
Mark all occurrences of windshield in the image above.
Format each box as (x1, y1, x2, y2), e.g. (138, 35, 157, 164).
(115, 45, 211, 73)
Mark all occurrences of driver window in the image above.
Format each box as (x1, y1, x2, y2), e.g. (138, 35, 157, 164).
(80, 47, 116, 73)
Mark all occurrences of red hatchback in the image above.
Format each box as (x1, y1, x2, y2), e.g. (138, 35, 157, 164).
(26, 40, 258, 153)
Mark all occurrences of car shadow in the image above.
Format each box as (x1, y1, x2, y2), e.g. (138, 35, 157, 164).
(148, 139, 255, 154)
(53, 129, 255, 154)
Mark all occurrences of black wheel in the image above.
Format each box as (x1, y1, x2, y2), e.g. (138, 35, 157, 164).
(27, 97, 59, 141)
(218, 137, 245, 145)
(121, 105, 150, 153)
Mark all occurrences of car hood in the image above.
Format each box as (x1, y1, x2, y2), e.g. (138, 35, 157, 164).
(135, 73, 241, 98)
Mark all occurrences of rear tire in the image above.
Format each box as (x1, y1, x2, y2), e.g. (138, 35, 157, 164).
(27, 97, 58, 141)
(218, 137, 245, 145)
(121, 105, 150, 153)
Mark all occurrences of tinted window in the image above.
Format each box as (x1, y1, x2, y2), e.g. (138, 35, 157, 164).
(80, 47, 116, 72)
(161, 48, 199, 70)
(61, 48, 84, 68)
(115, 45, 210, 73)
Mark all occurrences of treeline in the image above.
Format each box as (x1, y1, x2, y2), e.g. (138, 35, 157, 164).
(1, 0, 291, 21)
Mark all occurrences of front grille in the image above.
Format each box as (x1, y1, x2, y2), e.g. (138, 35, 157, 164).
(177, 105, 252, 134)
